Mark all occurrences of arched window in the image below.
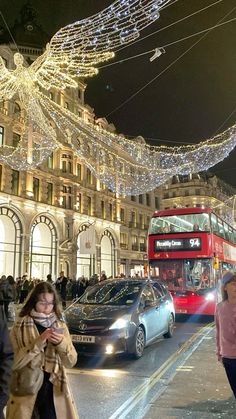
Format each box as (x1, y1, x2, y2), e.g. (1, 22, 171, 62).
(77, 224, 96, 279)
(101, 230, 116, 278)
(30, 215, 57, 280)
(0, 206, 22, 277)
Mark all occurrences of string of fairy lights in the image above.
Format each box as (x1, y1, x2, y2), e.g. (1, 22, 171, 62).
(0, 0, 235, 194)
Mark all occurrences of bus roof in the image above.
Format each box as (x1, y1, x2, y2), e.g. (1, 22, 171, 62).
(152, 207, 213, 217)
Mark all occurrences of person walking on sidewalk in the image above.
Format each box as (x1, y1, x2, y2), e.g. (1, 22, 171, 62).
(55, 271, 68, 309)
(6, 281, 78, 419)
(0, 306, 13, 419)
(215, 271, 236, 398)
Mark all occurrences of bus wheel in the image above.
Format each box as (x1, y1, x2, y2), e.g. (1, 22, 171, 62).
(133, 326, 145, 359)
(163, 314, 174, 338)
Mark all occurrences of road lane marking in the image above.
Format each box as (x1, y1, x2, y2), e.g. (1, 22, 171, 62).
(108, 322, 214, 419)
(67, 368, 128, 378)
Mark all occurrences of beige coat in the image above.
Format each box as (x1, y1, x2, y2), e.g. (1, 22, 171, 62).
(6, 317, 79, 419)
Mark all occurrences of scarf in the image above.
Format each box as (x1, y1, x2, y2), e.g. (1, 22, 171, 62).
(30, 309, 57, 328)
(13, 315, 67, 392)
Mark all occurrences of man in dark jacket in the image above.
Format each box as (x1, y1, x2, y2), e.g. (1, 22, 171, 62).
(0, 276, 14, 320)
(56, 271, 68, 309)
(0, 306, 13, 419)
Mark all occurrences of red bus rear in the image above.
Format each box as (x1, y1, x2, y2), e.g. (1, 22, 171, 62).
(148, 207, 236, 315)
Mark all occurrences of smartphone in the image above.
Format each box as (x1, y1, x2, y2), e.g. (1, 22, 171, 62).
(53, 327, 64, 334)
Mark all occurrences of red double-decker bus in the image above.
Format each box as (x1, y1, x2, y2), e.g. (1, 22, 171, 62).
(148, 207, 236, 315)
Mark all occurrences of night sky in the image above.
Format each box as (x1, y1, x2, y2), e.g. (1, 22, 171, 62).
(1, 0, 236, 185)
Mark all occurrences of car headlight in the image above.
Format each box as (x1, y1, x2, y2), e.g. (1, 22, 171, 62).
(205, 292, 215, 301)
(109, 315, 131, 330)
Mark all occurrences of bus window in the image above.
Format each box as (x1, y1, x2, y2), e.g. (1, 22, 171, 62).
(211, 213, 219, 235)
(228, 227, 234, 243)
(218, 219, 225, 239)
(224, 223, 230, 242)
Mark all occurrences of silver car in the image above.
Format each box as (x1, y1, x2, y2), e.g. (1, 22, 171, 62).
(65, 278, 175, 359)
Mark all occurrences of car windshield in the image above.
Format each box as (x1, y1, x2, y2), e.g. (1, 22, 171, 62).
(79, 282, 142, 305)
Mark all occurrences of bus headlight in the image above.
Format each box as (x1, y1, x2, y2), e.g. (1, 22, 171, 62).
(205, 292, 215, 301)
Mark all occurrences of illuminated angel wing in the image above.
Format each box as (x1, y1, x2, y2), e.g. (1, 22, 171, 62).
(32, 0, 171, 89)
(0, 57, 18, 99)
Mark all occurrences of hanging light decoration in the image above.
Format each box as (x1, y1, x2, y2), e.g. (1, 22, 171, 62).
(0, 0, 235, 194)
(0, 0, 171, 172)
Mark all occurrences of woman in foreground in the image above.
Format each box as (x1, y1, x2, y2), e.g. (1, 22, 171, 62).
(7, 281, 78, 419)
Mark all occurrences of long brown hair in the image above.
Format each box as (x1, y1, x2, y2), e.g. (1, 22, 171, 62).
(19, 281, 62, 318)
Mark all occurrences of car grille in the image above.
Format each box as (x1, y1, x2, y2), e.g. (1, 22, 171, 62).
(68, 322, 111, 335)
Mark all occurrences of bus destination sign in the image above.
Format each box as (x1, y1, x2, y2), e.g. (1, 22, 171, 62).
(154, 237, 201, 252)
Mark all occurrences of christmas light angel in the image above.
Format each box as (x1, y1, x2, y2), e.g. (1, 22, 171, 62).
(0, 0, 235, 194)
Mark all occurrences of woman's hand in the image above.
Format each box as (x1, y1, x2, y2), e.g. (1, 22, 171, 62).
(48, 330, 63, 345)
(40, 328, 53, 343)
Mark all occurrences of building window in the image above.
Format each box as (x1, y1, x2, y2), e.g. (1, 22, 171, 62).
(131, 235, 138, 251)
(33, 177, 40, 201)
(61, 154, 72, 173)
(11, 170, 19, 195)
(87, 196, 92, 215)
(47, 153, 53, 169)
(120, 233, 128, 249)
(120, 208, 125, 222)
(109, 203, 113, 220)
(68, 195, 72, 209)
(139, 214, 144, 229)
(131, 195, 136, 202)
(62, 185, 73, 209)
(86, 168, 92, 184)
(68, 161, 72, 174)
(13, 102, 21, 116)
(101, 200, 105, 218)
(46, 182, 53, 205)
(77, 163, 82, 180)
(49, 92, 54, 100)
(139, 194, 143, 204)
(155, 197, 159, 209)
(140, 237, 146, 252)
(13, 133, 20, 148)
(0, 126, 4, 147)
(62, 160, 67, 173)
(131, 211, 136, 227)
(146, 194, 150, 206)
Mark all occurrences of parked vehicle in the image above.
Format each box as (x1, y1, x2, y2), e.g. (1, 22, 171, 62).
(65, 278, 175, 359)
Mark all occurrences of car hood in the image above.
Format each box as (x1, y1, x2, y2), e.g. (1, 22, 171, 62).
(65, 304, 130, 322)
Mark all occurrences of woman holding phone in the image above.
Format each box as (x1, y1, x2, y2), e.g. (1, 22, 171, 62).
(7, 281, 78, 419)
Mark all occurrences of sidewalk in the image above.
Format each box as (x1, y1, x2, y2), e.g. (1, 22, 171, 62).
(144, 328, 235, 419)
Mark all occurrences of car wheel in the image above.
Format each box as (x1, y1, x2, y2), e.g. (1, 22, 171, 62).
(163, 314, 174, 338)
(133, 326, 145, 359)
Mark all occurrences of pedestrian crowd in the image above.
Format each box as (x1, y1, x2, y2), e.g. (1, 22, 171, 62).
(0, 271, 115, 315)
